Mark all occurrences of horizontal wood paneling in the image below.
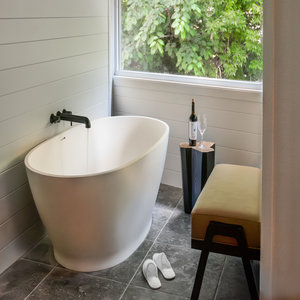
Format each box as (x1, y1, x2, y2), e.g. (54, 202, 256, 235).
(114, 94, 262, 134)
(216, 146, 261, 167)
(0, 163, 27, 199)
(0, 0, 110, 273)
(0, 222, 44, 275)
(114, 108, 262, 151)
(114, 85, 262, 115)
(0, 68, 108, 122)
(0, 34, 108, 71)
(82, 102, 109, 120)
(167, 131, 261, 156)
(162, 169, 182, 188)
(165, 153, 181, 173)
(0, 0, 108, 18)
(113, 76, 262, 187)
(0, 86, 107, 147)
(0, 51, 107, 97)
(0, 203, 39, 250)
(165, 147, 261, 174)
(0, 184, 33, 224)
(0, 17, 107, 44)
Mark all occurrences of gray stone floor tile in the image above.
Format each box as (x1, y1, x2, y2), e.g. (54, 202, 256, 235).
(156, 184, 182, 209)
(27, 267, 126, 300)
(0, 259, 52, 299)
(197, 252, 226, 300)
(23, 236, 57, 266)
(146, 184, 182, 241)
(90, 239, 153, 284)
(146, 205, 173, 241)
(131, 243, 225, 299)
(122, 285, 189, 300)
(215, 256, 251, 300)
(156, 200, 191, 248)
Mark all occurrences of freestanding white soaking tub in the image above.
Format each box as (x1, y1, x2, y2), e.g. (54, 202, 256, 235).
(25, 116, 169, 272)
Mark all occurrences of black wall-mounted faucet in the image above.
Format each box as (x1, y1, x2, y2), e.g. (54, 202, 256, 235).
(50, 109, 91, 128)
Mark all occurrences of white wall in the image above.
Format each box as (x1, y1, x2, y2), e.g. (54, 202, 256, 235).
(0, 0, 110, 273)
(261, 0, 300, 299)
(113, 76, 262, 187)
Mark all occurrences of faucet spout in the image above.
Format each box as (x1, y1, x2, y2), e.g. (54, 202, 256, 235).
(50, 110, 91, 128)
(59, 111, 91, 128)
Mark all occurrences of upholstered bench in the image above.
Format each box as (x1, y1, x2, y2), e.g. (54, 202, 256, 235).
(191, 164, 261, 300)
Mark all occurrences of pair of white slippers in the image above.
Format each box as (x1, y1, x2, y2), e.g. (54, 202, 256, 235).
(142, 252, 175, 289)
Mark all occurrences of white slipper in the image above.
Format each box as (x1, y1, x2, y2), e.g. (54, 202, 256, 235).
(153, 252, 175, 280)
(142, 259, 161, 289)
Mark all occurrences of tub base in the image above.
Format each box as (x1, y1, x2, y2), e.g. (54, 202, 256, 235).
(53, 218, 152, 272)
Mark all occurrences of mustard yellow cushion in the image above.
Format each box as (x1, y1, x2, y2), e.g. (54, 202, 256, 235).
(191, 164, 261, 249)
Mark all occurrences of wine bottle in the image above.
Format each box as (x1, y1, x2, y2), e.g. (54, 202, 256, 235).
(189, 99, 197, 146)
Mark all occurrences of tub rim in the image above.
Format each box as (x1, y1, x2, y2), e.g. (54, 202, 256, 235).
(24, 115, 169, 178)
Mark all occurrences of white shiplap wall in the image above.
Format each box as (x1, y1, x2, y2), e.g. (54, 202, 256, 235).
(113, 76, 262, 187)
(0, 0, 110, 273)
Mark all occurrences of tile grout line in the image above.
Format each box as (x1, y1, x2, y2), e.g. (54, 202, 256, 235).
(20, 257, 56, 269)
(23, 263, 58, 300)
(118, 196, 183, 300)
(213, 256, 227, 300)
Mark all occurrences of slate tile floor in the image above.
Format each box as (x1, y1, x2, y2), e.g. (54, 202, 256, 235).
(0, 184, 258, 299)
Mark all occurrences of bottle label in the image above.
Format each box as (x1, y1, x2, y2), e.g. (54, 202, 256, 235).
(189, 121, 197, 140)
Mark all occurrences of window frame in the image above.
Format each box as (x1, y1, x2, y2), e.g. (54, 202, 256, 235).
(114, 0, 262, 91)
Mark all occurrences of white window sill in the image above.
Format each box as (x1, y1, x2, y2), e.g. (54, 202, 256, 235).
(115, 70, 262, 92)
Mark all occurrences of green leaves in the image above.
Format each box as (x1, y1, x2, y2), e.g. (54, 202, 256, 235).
(121, 0, 263, 81)
(148, 35, 165, 55)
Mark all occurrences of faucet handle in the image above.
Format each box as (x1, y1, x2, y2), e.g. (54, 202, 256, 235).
(50, 113, 60, 124)
(62, 109, 73, 126)
(62, 109, 72, 114)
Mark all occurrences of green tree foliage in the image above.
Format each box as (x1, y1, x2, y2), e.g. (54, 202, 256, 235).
(121, 0, 263, 81)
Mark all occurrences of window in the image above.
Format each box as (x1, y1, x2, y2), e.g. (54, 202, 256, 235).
(119, 0, 263, 82)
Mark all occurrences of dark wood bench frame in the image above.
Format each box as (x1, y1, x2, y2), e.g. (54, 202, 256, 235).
(191, 221, 260, 300)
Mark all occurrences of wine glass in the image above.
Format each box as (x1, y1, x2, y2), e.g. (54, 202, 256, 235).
(197, 114, 207, 149)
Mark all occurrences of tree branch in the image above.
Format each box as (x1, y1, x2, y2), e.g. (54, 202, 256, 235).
(167, 8, 174, 38)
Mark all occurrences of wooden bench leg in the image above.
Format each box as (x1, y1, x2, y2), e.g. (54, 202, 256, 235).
(233, 225, 259, 300)
(242, 257, 259, 300)
(191, 248, 209, 300)
(191, 221, 259, 300)
(191, 223, 215, 300)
